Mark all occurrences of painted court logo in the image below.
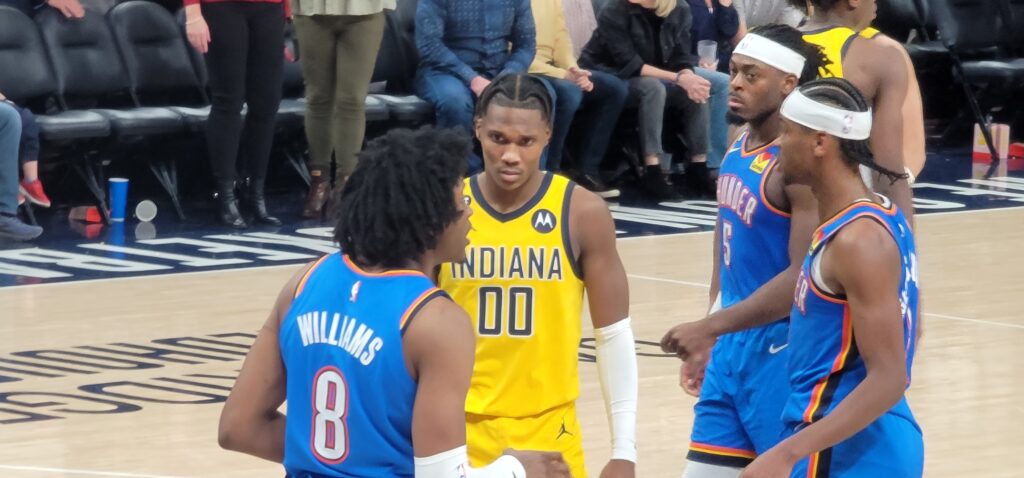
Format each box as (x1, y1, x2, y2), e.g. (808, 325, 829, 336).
(532, 209, 556, 233)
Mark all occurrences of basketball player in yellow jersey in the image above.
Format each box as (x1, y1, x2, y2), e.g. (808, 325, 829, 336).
(792, 0, 925, 222)
(437, 74, 638, 478)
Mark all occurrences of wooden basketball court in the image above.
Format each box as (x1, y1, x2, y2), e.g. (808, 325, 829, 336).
(1, 206, 1022, 477)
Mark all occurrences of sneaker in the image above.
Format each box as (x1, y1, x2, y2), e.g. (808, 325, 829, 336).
(576, 173, 620, 199)
(0, 214, 43, 241)
(20, 179, 51, 208)
(643, 165, 683, 201)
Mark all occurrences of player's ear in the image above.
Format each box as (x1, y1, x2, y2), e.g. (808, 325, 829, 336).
(846, 0, 861, 10)
(473, 115, 484, 140)
(782, 74, 799, 96)
(813, 131, 829, 159)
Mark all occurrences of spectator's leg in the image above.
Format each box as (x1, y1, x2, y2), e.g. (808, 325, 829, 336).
(294, 14, 337, 217)
(665, 84, 713, 196)
(240, 2, 285, 225)
(203, 2, 248, 184)
(695, 67, 730, 169)
(576, 71, 628, 177)
(628, 77, 667, 165)
(330, 12, 386, 180)
(0, 102, 41, 241)
(203, 2, 250, 227)
(14, 106, 49, 208)
(416, 71, 482, 173)
(628, 77, 679, 200)
(538, 76, 583, 172)
(294, 15, 335, 175)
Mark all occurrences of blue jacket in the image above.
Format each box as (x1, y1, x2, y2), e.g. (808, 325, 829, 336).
(415, 0, 536, 83)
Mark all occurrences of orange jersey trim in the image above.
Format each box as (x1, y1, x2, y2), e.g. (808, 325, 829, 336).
(343, 255, 426, 278)
(294, 255, 332, 299)
(802, 306, 855, 423)
(689, 442, 758, 459)
(398, 287, 443, 331)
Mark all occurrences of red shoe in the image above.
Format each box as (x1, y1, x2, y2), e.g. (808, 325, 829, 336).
(19, 179, 51, 208)
(17, 193, 25, 206)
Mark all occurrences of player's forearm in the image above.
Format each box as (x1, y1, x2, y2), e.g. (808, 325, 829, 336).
(774, 367, 905, 463)
(218, 412, 286, 463)
(706, 265, 800, 336)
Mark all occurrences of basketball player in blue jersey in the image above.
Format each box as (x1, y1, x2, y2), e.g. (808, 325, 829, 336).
(659, 25, 827, 477)
(217, 126, 570, 478)
(740, 78, 921, 478)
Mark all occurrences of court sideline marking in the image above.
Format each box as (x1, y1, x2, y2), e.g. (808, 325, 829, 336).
(1, 204, 1021, 291)
(626, 273, 1024, 331)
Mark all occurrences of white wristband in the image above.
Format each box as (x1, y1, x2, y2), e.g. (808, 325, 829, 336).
(414, 446, 526, 478)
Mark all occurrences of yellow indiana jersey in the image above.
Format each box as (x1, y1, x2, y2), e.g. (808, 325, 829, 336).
(438, 172, 585, 418)
(803, 26, 884, 78)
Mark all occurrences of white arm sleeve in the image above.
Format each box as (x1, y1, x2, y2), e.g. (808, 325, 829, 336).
(415, 445, 527, 478)
(594, 317, 639, 463)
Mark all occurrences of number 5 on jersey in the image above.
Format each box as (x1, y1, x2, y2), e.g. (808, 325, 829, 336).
(722, 220, 733, 268)
(478, 286, 535, 337)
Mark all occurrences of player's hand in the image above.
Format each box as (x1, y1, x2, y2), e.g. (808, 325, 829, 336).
(679, 359, 706, 397)
(505, 449, 571, 478)
(599, 458, 635, 478)
(470, 76, 492, 97)
(660, 319, 716, 361)
(675, 70, 711, 104)
(738, 447, 796, 478)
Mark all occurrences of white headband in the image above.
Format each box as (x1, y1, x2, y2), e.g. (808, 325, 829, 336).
(732, 33, 807, 76)
(780, 89, 873, 140)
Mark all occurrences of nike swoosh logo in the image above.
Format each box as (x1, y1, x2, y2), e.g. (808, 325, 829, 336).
(768, 343, 789, 354)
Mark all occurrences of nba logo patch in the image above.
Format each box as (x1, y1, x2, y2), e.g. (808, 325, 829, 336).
(532, 209, 557, 233)
(749, 153, 770, 174)
(350, 281, 361, 302)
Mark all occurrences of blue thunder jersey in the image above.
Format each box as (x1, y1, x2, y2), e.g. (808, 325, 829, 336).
(786, 197, 920, 429)
(717, 131, 792, 309)
(279, 253, 445, 478)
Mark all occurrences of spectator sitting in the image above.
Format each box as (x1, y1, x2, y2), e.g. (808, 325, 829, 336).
(529, 0, 628, 198)
(687, 0, 740, 171)
(0, 99, 43, 241)
(734, 0, 805, 28)
(10, 104, 50, 208)
(580, 0, 713, 200)
(415, 0, 536, 173)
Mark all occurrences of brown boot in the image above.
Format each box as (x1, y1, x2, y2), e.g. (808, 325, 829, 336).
(302, 172, 330, 219)
(324, 174, 347, 223)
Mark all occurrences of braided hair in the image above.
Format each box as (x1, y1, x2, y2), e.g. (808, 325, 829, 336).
(333, 126, 470, 269)
(797, 77, 908, 184)
(747, 23, 831, 84)
(474, 74, 554, 125)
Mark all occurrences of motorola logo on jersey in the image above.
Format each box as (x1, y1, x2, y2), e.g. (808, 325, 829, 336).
(532, 209, 557, 233)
